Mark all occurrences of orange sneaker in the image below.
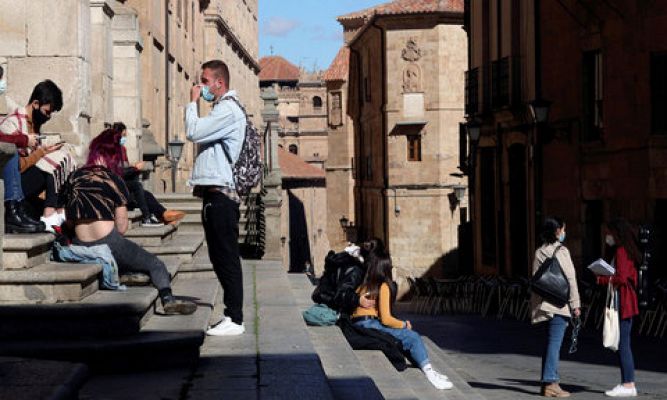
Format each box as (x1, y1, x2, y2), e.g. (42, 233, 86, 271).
(162, 210, 186, 224)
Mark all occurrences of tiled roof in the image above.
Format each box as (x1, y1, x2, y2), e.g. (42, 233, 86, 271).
(322, 46, 350, 82)
(258, 56, 300, 82)
(338, 0, 464, 21)
(278, 148, 326, 180)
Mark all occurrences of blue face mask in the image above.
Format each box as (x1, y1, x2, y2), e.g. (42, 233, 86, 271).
(201, 86, 216, 102)
(0, 80, 7, 95)
(119, 136, 127, 146)
(558, 232, 566, 243)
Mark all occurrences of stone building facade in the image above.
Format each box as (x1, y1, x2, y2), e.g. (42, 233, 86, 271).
(323, 46, 355, 251)
(465, 1, 667, 280)
(344, 0, 467, 291)
(0, 0, 259, 193)
(259, 56, 328, 170)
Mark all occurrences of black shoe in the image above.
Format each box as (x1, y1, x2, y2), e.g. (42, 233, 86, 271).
(4, 201, 46, 233)
(142, 214, 163, 227)
(161, 295, 197, 315)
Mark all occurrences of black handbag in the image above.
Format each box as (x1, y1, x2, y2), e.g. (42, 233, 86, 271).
(531, 246, 570, 308)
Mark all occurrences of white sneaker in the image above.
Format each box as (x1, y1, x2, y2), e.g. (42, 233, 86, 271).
(40, 213, 62, 233)
(605, 384, 637, 397)
(424, 368, 453, 390)
(56, 211, 66, 225)
(206, 317, 245, 336)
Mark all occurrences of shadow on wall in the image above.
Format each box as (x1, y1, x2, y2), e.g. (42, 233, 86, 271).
(288, 190, 311, 273)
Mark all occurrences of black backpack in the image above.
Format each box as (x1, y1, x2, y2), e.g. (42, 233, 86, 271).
(531, 246, 570, 308)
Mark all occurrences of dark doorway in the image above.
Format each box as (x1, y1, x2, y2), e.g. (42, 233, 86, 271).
(583, 200, 604, 269)
(508, 144, 528, 277)
(288, 190, 311, 272)
(480, 148, 497, 266)
(653, 200, 667, 282)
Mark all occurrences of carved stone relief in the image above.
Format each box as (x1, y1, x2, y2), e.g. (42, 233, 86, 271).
(329, 91, 342, 127)
(401, 38, 422, 62)
(402, 63, 422, 93)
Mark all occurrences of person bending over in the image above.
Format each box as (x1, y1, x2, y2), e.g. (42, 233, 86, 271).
(62, 128, 196, 315)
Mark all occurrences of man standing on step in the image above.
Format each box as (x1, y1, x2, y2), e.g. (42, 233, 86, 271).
(186, 60, 246, 336)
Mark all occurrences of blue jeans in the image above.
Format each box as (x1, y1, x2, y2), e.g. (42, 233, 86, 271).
(354, 318, 430, 368)
(2, 153, 24, 202)
(541, 314, 569, 383)
(618, 317, 635, 383)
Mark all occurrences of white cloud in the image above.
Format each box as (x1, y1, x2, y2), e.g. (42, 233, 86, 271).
(263, 17, 300, 37)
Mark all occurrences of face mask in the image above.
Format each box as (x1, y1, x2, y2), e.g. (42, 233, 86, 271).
(558, 232, 566, 243)
(201, 85, 216, 102)
(0, 80, 7, 95)
(119, 136, 127, 146)
(605, 234, 615, 247)
(32, 106, 50, 130)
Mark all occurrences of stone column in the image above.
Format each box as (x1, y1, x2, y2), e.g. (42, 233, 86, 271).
(111, 3, 143, 163)
(260, 87, 283, 261)
(0, 143, 17, 269)
(0, 0, 92, 159)
(89, 1, 115, 136)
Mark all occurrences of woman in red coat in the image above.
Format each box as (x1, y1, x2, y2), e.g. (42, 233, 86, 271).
(595, 218, 640, 397)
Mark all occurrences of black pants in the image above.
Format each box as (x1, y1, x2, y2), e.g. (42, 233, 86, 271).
(73, 228, 172, 291)
(202, 191, 243, 324)
(125, 178, 166, 219)
(22, 166, 58, 208)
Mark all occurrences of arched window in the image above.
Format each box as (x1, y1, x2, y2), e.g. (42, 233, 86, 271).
(312, 96, 323, 109)
(288, 144, 298, 155)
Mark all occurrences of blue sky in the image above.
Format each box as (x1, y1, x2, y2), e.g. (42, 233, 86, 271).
(258, 0, 386, 71)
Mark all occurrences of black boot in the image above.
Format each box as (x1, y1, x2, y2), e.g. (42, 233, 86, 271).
(4, 201, 46, 233)
(17, 200, 42, 226)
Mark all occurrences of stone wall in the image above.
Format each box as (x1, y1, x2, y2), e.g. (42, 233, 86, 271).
(349, 15, 467, 289)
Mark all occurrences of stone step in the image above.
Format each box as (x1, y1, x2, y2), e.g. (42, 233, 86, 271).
(0, 285, 157, 339)
(253, 262, 335, 400)
(287, 273, 485, 400)
(2, 233, 54, 269)
(0, 357, 89, 400)
(125, 223, 177, 247)
(0, 262, 101, 302)
(154, 193, 200, 203)
(144, 233, 204, 262)
(158, 202, 249, 215)
(0, 278, 219, 372)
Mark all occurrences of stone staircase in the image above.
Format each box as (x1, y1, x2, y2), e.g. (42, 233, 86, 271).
(287, 274, 487, 400)
(156, 190, 266, 259)
(0, 205, 217, 398)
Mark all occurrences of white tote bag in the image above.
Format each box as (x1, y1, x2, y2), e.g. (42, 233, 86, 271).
(603, 282, 620, 351)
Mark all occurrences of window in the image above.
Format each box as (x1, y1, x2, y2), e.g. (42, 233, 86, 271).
(288, 144, 298, 155)
(583, 50, 603, 141)
(407, 135, 422, 161)
(177, 0, 182, 21)
(651, 52, 667, 135)
(312, 96, 322, 109)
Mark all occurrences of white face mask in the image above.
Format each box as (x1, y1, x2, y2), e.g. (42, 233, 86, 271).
(605, 234, 616, 247)
(0, 80, 7, 95)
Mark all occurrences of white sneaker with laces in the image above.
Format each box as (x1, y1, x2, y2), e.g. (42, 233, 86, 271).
(424, 368, 453, 390)
(206, 317, 245, 336)
(605, 384, 637, 397)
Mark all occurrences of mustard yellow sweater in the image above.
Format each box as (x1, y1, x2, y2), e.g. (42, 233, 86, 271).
(351, 282, 405, 329)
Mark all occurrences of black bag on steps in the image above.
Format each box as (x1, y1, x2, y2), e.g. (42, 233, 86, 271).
(531, 246, 570, 308)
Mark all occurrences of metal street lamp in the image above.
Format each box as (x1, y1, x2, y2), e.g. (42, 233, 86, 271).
(466, 119, 482, 143)
(452, 184, 466, 203)
(168, 137, 185, 193)
(529, 99, 552, 124)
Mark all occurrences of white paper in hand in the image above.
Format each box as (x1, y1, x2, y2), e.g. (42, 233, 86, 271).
(587, 258, 615, 276)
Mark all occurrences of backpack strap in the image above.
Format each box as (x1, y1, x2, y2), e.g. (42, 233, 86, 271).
(216, 95, 248, 166)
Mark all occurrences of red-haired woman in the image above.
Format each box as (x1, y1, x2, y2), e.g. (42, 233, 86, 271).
(62, 128, 195, 315)
(111, 122, 185, 227)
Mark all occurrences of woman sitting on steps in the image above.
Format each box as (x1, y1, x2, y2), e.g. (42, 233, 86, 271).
(350, 249, 453, 390)
(62, 128, 196, 315)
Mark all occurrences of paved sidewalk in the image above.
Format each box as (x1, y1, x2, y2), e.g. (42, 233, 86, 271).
(403, 313, 667, 400)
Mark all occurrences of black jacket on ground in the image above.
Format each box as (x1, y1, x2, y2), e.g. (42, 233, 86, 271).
(312, 251, 364, 314)
(337, 317, 408, 371)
